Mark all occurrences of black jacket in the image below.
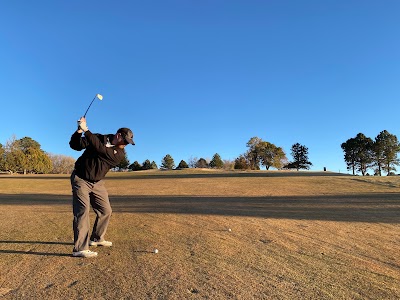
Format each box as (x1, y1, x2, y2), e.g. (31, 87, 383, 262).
(69, 130, 125, 182)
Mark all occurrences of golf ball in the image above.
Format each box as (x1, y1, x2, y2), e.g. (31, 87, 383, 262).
(154, 249, 159, 254)
(228, 228, 232, 232)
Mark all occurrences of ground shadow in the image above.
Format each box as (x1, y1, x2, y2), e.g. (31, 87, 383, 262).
(0, 240, 73, 257)
(0, 250, 71, 257)
(110, 194, 400, 223)
(0, 240, 72, 245)
(0, 193, 399, 223)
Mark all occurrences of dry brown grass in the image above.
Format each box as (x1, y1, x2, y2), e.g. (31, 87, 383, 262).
(0, 170, 399, 299)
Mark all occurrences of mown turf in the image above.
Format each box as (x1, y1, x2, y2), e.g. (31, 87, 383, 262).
(0, 170, 399, 299)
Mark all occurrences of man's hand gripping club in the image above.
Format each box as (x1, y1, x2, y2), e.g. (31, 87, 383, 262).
(77, 117, 89, 133)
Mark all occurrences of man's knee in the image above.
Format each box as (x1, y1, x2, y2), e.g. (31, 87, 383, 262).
(94, 200, 112, 217)
(103, 206, 112, 217)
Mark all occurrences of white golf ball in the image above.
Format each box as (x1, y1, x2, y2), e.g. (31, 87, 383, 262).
(228, 228, 232, 232)
(154, 249, 159, 254)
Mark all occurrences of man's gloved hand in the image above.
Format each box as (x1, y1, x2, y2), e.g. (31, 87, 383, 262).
(77, 117, 89, 132)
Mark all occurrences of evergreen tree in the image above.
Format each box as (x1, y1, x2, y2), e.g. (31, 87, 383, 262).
(116, 151, 130, 170)
(342, 133, 374, 176)
(25, 148, 53, 174)
(209, 153, 224, 169)
(151, 161, 158, 169)
(129, 161, 142, 171)
(341, 137, 358, 175)
(177, 160, 189, 168)
(289, 143, 312, 171)
(354, 133, 374, 176)
(161, 154, 175, 169)
(374, 130, 400, 175)
(195, 158, 209, 168)
(18, 137, 41, 152)
(142, 159, 152, 170)
(3, 136, 52, 174)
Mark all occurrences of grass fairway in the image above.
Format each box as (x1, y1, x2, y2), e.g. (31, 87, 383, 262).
(0, 170, 399, 299)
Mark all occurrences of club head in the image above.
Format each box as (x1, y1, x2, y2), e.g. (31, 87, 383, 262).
(83, 94, 103, 117)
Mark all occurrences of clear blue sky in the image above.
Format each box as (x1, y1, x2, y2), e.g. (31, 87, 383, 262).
(1, 1, 399, 173)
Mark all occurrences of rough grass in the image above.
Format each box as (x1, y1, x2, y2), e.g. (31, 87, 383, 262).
(0, 170, 399, 299)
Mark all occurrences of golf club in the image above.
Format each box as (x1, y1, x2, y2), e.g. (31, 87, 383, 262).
(83, 94, 103, 117)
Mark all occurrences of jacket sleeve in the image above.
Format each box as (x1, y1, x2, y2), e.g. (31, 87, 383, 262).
(84, 131, 124, 167)
(69, 131, 89, 151)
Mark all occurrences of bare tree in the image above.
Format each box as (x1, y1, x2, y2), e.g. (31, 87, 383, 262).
(48, 154, 75, 174)
(188, 156, 198, 168)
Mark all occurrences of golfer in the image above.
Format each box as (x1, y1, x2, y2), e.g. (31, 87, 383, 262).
(69, 117, 134, 258)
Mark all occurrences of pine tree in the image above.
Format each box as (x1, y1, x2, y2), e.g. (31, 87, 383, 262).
(129, 161, 142, 171)
(117, 151, 130, 170)
(142, 159, 152, 170)
(209, 153, 224, 169)
(341, 137, 358, 175)
(161, 154, 175, 169)
(374, 130, 400, 175)
(354, 133, 374, 176)
(289, 143, 312, 171)
(177, 160, 189, 168)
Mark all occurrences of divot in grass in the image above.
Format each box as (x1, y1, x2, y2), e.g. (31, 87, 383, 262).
(259, 239, 273, 244)
(68, 280, 79, 288)
(45, 283, 55, 289)
(188, 287, 199, 294)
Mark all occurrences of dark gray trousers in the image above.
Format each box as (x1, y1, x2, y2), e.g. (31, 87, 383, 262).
(71, 171, 112, 252)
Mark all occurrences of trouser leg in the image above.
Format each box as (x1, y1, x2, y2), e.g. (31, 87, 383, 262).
(71, 172, 91, 252)
(90, 180, 112, 242)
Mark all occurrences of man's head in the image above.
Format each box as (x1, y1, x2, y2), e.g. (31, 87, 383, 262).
(112, 128, 135, 148)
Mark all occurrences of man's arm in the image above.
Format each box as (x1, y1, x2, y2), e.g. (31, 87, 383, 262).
(69, 130, 89, 151)
(69, 118, 89, 151)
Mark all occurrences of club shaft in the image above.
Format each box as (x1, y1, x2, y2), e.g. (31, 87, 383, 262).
(83, 96, 97, 117)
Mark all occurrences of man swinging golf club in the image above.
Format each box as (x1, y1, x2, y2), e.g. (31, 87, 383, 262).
(69, 116, 135, 258)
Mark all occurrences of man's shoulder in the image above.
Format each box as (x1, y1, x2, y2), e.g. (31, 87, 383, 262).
(93, 133, 113, 141)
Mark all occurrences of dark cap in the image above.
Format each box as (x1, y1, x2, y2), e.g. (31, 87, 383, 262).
(117, 128, 135, 145)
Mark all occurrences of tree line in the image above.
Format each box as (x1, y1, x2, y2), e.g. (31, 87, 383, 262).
(5, 131, 395, 176)
(341, 130, 400, 176)
(139, 137, 313, 172)
(0, 135, 313, 174)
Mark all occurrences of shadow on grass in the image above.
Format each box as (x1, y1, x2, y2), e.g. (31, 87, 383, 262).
(0, 240, 72, 245)
(0, 193, 399, 223)
(0, 240, 73, 257)
(0, 249, 71, 257)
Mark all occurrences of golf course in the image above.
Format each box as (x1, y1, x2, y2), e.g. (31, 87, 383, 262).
(0, 169, 399, 299)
